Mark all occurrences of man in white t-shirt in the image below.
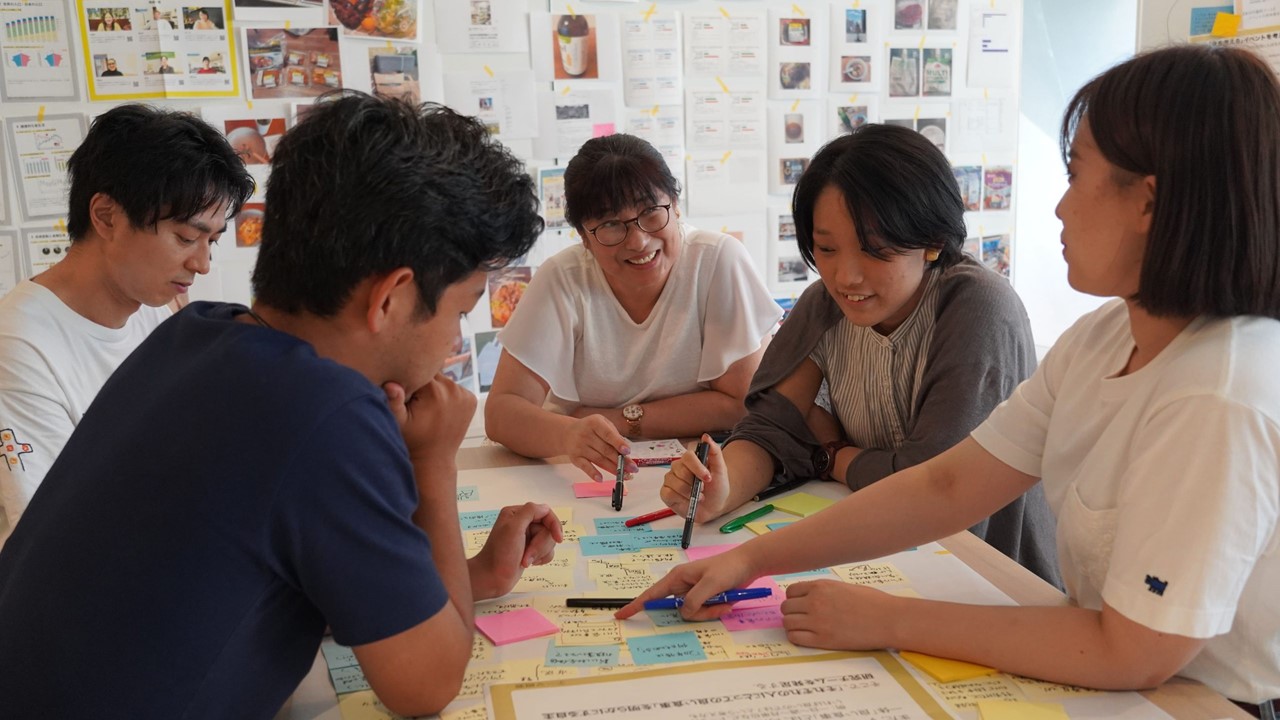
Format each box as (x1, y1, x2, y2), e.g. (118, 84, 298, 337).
(0, 104, 253, 546)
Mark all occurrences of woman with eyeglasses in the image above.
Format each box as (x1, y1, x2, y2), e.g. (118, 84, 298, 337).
(486, 134, 781, 482)
(659, 123, 1060, 584)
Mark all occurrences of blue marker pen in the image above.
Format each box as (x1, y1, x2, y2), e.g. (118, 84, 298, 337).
(642, 587, 772, 610)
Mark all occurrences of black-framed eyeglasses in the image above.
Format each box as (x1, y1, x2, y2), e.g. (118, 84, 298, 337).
(586, 204, 672, 247)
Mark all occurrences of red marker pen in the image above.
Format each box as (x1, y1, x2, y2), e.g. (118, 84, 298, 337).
(624, 507, 677, 527)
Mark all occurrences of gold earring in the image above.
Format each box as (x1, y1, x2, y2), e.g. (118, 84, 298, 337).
(925, 249, 940, 262)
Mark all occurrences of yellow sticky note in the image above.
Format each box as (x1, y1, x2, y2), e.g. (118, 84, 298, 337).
(551, 505, 573, 525)
(745, 519, 773, 535)
(556, 618, 623, 646)
(900, 650, 998, 683)
(337, 690, 399, 720)
(441, 705, 489, 720)
(772, 492, 834, 517)
(1211, 12, 1241, 37)
(977, 700, 1069, 720)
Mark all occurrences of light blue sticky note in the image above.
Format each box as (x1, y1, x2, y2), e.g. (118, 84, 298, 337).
(456, 486, 479, 502)
(546, 643, 620, 667)
(772, 568, 833, 580)
(765, 520, 797, 531)
(580, 535, 639, 556)
(631, 530, 683, 549)
(627, 631, 707, 665)
(459, 509, 500, 531)
(330, 664, 371, 694)
(645, 608, 686, 627)
(320, 641, 358, 669)
(1189, 5, 1234, 35)
(594, 517, 654, 534)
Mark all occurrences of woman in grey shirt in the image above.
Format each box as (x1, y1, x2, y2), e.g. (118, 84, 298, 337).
(662, 124, 1059, 585)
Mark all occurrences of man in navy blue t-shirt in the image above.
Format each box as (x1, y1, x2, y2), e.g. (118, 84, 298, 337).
(0, 95, 559, 719)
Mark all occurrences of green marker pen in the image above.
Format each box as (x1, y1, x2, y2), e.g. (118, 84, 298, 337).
(718, 504, 775, 533)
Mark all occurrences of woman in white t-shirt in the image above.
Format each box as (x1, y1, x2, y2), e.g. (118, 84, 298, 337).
(486, 134, 781, 482)
(620, 45, 1280, 713)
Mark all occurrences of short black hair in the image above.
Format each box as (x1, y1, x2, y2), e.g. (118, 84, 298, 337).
(1062, 44, 1280, 319)
(563, 134, 680, 233)
(252, 93, 543, 317)
(66, 104, 252, 243)
(792, 124, 965, 270)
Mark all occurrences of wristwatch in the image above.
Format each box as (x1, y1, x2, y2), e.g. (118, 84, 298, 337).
(812, 440, 852, 480)
(622, 403, 644, 437)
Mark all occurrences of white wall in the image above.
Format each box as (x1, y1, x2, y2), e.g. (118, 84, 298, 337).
(1013, 0, 1137, 347)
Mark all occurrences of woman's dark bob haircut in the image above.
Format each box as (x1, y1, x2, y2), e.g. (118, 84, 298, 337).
(1061, 44, 1280, 319)
(563, 134, 681, 233)
(792, 123, 966, 271)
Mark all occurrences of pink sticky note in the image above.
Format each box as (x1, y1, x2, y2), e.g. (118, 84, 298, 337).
(684, 543, 739, 562)
(573, 482, 627, 499)
(733, 577, 783, 610)
(475, 608, 559, 646)
(592, 122, 616, 138)
(720, 605, 784, 631)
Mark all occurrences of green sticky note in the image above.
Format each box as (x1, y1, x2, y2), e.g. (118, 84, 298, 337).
(772, 492, 835, 517)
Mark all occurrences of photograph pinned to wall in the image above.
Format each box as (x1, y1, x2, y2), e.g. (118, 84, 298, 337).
(329, 0, 416, 40)
(201, 107, 288, 168)
(828, 95, 878, 139)
(4, 112, 86, 221)
(85, 6, 132, 32)
(0, 0, 79, 102)
(442, 68, 539, 140)
(185, 51, 228, 75)
(767, 99, 821, 195)
(777, 257, 809, 284)
(845, 8, 868, 43)
(928, 0, 959, 30)
(442, 333, 476, 393)
(434, 0, 528, 53)
(244, 27, 341, 101)
(233, 201, 264, 248)
(368, 46, 418, 104)
(952, 166, 982, 212)
(983, 165, 1013, 210)
(140, 49, 180, 75)
(534, 87, 617, 160)
(895, 0, 924, 30)
(539, 166, 567, 230)
(827, 3, 879, 93)
(982, 233, 1011, 278)
(475, 330, 503, 393)
(888, 47, 920, 96)
(916, 116, 946, 153)
(184, 6, 224, 30)
(921, 47, 952, 96)
(682, 10, 765, 78)
(540, 12, 597, 80)
(768, 7, 825, 100)
(766, 206, 806, 294)
(231, 0, 323, 26)
(778, 214, 796, 244)
(488, 266, 531, 329)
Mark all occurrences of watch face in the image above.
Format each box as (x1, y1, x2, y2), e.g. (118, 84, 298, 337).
(813, 447, 832, 474)
(623, 404, 643, 421)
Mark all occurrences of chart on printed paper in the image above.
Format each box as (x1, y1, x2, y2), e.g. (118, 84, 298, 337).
(0, 0, 78, 100)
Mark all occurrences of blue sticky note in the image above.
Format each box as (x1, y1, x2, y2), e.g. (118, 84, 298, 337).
(456, 486, 479, 502)
(631, 530, 683, 549)
(330, 664, 371, 694)
(627, 631, 707, 665)
(766, 520, 797, 531)
(645, 608, 687, 627)
(459, 510, 500, 531)
(594, 517, 654, 534)
(546, 644, 621, 667)
(580, 535, 639, 556)
(320, 642, 358, 669)
(1189, 5, 1234, 35)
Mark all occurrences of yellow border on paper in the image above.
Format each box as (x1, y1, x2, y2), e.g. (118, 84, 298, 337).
(78, 0, 241, 101)
(488, 651, 953, 720)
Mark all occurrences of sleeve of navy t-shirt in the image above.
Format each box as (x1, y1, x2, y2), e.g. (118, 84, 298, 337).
(269, 392, 449, 647)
